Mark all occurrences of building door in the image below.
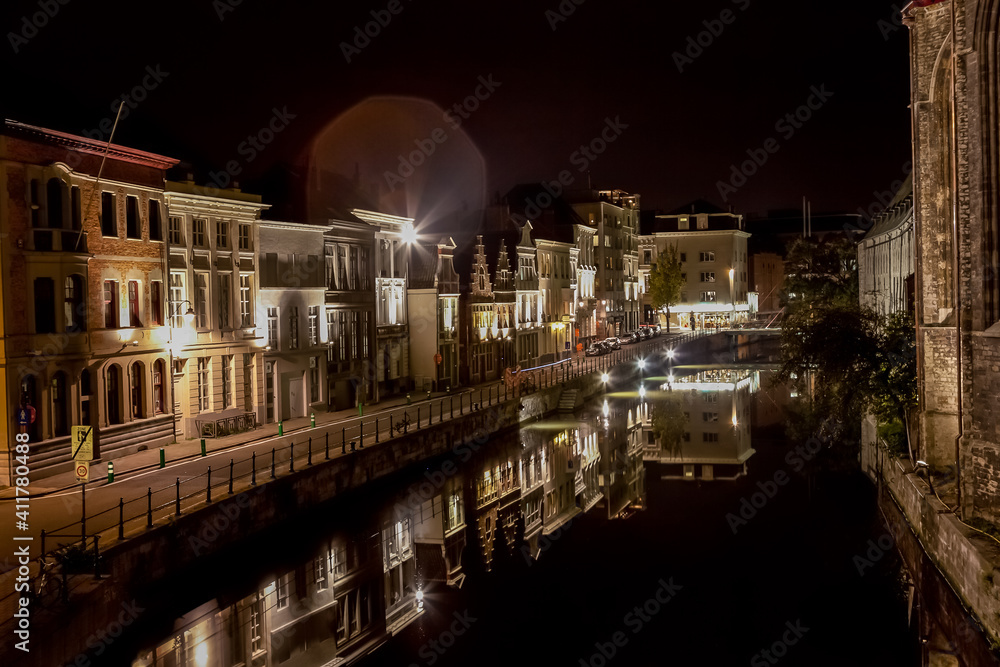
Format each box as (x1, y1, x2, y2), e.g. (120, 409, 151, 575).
(289, 377, 304, 419)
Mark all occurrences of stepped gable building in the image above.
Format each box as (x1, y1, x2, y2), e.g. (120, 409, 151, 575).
(0, 119, 178, 483)
(407, 238, 460, 392)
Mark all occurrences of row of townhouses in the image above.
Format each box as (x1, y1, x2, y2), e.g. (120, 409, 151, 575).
(0, 120, 658, 484)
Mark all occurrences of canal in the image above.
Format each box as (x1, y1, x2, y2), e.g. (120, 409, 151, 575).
(127, 361, 918, 666)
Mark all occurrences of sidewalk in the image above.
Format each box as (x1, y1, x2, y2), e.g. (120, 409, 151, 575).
(0, 385, 477, 499)
(2, 332, 689, 499)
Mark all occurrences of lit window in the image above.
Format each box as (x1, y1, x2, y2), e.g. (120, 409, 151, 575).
(197, 357, 210, 412)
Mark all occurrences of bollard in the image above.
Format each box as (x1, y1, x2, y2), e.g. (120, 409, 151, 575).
(118, 498, 124, 540)
(278, 421, 283, 436)
(200, 438, 207, 457)
(251, 452, 257, 486)
(289, 442, 295, 473)
(311, 412, 316, 428)
(107, 461, 114, 483)
(159, 448, 165, 468)
(175, 478, 181, 516)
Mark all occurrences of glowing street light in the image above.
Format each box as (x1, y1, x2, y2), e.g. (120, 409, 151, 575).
(601, 372, 609, 384)
(638, 359, 646, 370)
(667, 349, 675, 360)
(602, 399, 610, 417)
(639, 384, 646, 399)
(402, 223, 417, 245)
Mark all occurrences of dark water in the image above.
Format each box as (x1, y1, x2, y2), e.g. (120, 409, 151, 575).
(130, 366, 917, 667)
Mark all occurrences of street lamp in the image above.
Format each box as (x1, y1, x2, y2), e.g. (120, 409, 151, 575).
(729, 268, 735, 327)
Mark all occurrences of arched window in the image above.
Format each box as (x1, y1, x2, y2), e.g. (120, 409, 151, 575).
(64, 275, 86, 332)
(46, 178, 65, 229)
(52, 371, 69, 437)
(130, 362, 145, 419)
(107, 365, 122, 425)
(153, 359, 165, 414)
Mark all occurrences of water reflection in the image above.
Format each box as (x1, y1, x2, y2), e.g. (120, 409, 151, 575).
(131, 366, 889, 667)
(642, 368, 759, 482)
(131, 391, 647, 666)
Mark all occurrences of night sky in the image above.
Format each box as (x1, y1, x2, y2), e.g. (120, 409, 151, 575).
(2, 0, 911, 227)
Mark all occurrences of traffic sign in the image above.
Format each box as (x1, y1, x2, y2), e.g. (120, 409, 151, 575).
(16, 405, 35, 426)
(75, 461, 90, 482)
(71, 425, 94, 461)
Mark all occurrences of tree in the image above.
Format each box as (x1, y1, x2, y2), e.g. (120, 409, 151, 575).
(774, 237, 917, 462)
(648, 243, 684, 332)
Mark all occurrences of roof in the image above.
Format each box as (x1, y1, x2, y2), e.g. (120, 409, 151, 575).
(408, 243, 439, 290)
(4, 118, 179, 170)
(862, 173, 913, 240)
(664, 199, 730, 216)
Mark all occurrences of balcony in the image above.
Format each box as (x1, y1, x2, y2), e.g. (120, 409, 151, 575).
(30, 229, 88, 253)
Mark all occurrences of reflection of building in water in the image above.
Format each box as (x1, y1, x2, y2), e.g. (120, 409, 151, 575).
(643, 369, 757, 481)
(132, 510, 420, 665)
(463, 440, 522, 571)
(519, 426, 547, 557)
(413, 476, 466, 589)
(597, 399, 646, 518)
(750, 369, 788, 429)
(542, 427, 583, 535)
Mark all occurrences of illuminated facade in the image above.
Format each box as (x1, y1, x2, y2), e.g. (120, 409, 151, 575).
(164, 181, 268, 437)
(352, 208, 413, 400)
(0, 120, 179, 482)
(408, 238, 461, 391)
(641, 203, 750, 330)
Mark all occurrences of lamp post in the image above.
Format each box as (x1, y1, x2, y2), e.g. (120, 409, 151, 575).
(729, 268, 735, 328)
(165, 300, 196, 444)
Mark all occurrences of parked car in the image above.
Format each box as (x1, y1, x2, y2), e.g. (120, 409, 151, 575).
(585, 344, 603, 357)
(637, 328, 652, 340)
(621, 331, 639, 344)
(604, 337, 621, 350)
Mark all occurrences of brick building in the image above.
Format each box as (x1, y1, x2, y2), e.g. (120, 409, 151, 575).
(906, 0, 1000, 522)
(0, 120, 178, 483)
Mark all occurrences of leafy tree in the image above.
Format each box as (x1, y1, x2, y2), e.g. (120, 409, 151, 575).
(775, 237, 917, 460)
(649, 393, 688, 457)
(648, 243, 684, 332)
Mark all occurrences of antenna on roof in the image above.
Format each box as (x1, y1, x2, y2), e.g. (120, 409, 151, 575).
(74, 100, 126, 252)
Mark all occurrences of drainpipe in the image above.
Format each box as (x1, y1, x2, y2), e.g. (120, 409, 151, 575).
(950, 0, 964, 516)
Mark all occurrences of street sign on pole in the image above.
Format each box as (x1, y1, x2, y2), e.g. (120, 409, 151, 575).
(71, 425, 94, 461)
(75, 461, 90, 482)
